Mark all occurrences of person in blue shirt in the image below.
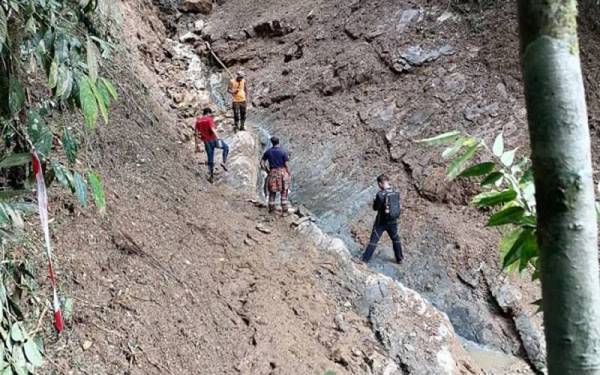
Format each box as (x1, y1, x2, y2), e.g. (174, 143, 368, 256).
(260, 136, 291, 215)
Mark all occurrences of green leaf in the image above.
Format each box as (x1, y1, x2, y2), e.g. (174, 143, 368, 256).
(51, 161, 74, 191)
(441, 138, 464, 160)
(447, 142, 479, 180)
(458, 162, 495, 178)
(78, 76, 98, 128)
(481, 171, 503, 186)
(492, 133, 504, 157)
(95, 79, 111, 108)
(519, 167, 533, 184)
(10, 323, 24, 343)
(501, 148, 518, 167)
(502, 227, 536, 269)
(417, 131, 461, 146)
(99, 78, 118, 100)
(86, 37, 99, 83)
(11, 345, 26, 375)
(0, 154, 31, 169)
(9, 79, 25, 115)
(73, 172, 88, 206)
(91, 81, 108, 124)
(56, 66, 73, 98)
(487, 206, 526, 226)
(62, 297, 74, 322)
(0, 7, 7, 52)
(27, 111, 52, 158)
(62, 128, 78, 164)
(87, 170, 106, 214)
(472, 189, 517, 207)
(48, 60, 59, 89)
(23, 341, 43, 367)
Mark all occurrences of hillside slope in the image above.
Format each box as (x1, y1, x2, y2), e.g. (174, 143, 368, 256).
(40, 0, 482, 374)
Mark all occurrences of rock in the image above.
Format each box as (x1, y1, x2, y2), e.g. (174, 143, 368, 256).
(82, 340, 93, 351)
(334, 312, 348, 332)
(224, 132, 260, 194)
(384, 44, 455, 73)
(284, 43, 303, 63)
(243, 238, 254, 246)
(396, 9, 422, 32)
(179, 32, 200, 43)
(193, 19, 205, 33)
(514, 312, 547, 374)
(291, 216, 310, 227)
(256, 224, 272, 234)
(179, 0, 213, 14)
(253, 19, 295, 38)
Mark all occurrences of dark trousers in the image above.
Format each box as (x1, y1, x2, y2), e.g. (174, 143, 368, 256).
(204, 139, 229, 177)
(361, 221, 403, 262)
(232, 101, 247, 129)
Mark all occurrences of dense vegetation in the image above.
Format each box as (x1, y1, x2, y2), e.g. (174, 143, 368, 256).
(0, 0, 117, 372)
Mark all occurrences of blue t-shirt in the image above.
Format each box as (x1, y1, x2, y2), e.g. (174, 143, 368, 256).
(262, 146, 289, 169)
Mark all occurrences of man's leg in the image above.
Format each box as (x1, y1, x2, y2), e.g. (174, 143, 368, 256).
(361, 225, 385, 262)
(217, 140, 229, 170)
(268, 191, 277, 212)
(204, 141, 216, 182)
(280, 187, 289, 215)
(239, 102, 247, 130)
(386, 222, 404, 262)
(232, 103, 240, 131)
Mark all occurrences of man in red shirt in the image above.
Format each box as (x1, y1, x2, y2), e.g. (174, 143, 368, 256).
(195, 108, 229, 183)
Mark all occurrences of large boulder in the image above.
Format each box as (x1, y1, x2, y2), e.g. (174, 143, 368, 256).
(179, 0, 213, 14)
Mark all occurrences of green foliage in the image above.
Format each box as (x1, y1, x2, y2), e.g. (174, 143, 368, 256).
(0, 0, 117, 236)
(419, 131, 540, 279)
(0, 0, 118, 367)
(0, 249, 47, 373)
(87, 171, 106, 215)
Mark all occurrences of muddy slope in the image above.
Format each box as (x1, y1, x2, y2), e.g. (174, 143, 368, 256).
(40, 0, 483, 374)
(189, 0, 557, 361)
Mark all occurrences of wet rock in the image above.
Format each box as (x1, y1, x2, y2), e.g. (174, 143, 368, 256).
(384, 44, 455, 73)
(396, 9, 422, 32)
(179, 0, 213, 14)
(253, 19, 295, 38)
(225, 132, 259, 194)
(514, 313, 547, 374)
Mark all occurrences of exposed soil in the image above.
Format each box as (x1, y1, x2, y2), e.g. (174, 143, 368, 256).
(31, 0, 600, 374)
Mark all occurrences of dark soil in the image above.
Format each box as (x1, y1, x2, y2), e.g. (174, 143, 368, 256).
(34, 0, 600, 373)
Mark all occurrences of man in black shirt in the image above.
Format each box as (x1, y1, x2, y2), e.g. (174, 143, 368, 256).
(361, 174, 404, 264)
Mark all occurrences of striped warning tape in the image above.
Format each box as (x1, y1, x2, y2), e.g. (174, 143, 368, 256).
(32, 152, 64, 333)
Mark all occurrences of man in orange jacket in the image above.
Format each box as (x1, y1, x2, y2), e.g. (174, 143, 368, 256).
(227, 70, 249, 132)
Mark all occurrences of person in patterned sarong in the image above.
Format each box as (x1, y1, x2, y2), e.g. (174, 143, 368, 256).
(260, 136, 291, 215)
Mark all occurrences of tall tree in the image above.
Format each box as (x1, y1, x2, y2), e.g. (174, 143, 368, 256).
(518, 1, 600, 373)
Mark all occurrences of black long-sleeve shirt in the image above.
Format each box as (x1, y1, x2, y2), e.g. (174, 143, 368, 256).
(373, 188, 396, 225)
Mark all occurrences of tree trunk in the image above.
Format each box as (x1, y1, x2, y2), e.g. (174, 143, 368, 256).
(518, 1, 600, 374)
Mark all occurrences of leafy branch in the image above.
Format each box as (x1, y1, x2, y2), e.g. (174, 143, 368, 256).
(418, 131, 539, 276)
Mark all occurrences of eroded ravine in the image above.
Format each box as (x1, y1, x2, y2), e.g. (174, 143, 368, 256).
(153, 2, 543, 372)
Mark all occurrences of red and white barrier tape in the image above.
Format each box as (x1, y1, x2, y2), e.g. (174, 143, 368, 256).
(32, 152, 64, 333)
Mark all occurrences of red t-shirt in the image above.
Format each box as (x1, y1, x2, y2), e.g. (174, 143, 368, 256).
(195, 115, 217, 142)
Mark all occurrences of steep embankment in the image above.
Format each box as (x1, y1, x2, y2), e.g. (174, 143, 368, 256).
(41, 1, 481, 374)
(186, 0, 550, 365)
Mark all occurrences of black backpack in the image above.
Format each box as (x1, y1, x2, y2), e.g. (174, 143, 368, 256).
(383, 189, 401, 221)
